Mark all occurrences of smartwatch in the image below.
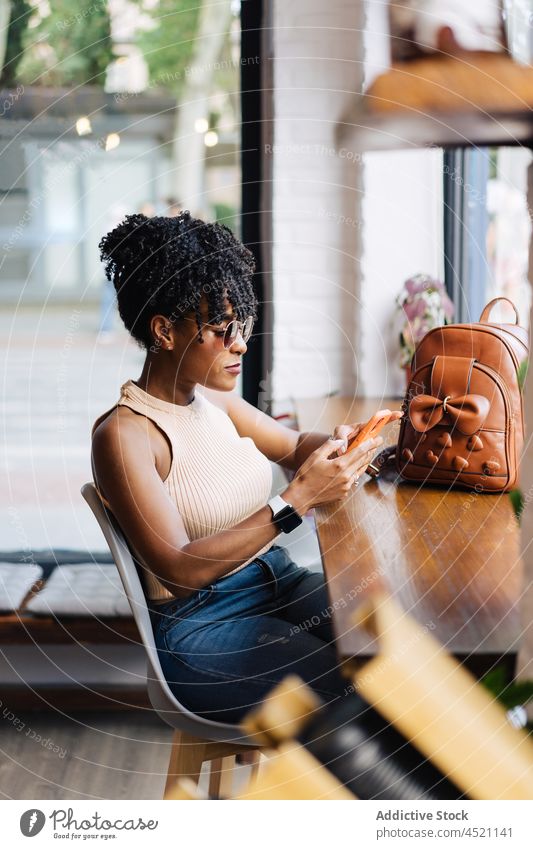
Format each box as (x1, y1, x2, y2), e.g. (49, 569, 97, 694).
(267, 495, 303, 534)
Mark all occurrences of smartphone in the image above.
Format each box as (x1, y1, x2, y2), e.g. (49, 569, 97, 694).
(343, 409, 399, 455)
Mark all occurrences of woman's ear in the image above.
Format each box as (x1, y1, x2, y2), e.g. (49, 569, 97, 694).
(150, 315, 173, 350)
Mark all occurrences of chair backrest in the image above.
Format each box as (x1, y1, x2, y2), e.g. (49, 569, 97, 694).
(81, 482, 256, 745)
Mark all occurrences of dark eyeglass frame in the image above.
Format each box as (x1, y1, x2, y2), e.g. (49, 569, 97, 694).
(179, 315, 254, 349)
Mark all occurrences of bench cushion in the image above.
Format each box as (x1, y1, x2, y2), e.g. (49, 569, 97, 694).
(25, 564, 132, 617)
(0, 563, 43, 611)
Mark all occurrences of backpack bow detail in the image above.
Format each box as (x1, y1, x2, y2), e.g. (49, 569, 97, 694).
(409, 393, 490, 435)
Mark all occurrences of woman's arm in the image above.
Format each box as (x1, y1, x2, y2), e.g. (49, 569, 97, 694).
(91, 415, 312, 596)
(222, 393, 368, 472)
(291, 431, 341, 470)
(223, 392, 401, 471)
(223, 391, 351, 471)
(92, 413, 377, 595)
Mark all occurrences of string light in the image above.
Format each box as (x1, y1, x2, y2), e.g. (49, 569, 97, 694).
(76, 116, 92, 136)
(105, 133, 121, 151)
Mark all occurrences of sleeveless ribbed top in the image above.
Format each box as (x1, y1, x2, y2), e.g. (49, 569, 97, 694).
(91, 379, 281, 601)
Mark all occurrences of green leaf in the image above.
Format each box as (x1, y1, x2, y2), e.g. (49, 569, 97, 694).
(481, 665, 508, 698)
(517, 359, 528, 392)
(481, 664, 533, 710)
(509, 488, 524, 522)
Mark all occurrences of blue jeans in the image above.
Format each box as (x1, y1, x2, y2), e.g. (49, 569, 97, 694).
(148, 544, 350, 724)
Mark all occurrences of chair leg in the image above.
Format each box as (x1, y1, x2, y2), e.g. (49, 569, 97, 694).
(208, 755, 235, 799)
(247, 749, 262, 782)
(236, 749, 262, 782)
(164, 730, 206, 799)
(164, 729, 264, 800)
(208, 758, 224, 797)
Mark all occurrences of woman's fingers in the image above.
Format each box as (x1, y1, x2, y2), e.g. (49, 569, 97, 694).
(324, 437, 346, 460)
(335, 436, 382, 476)
(330, 424, 357, 454)
(349, 435, 382, 461)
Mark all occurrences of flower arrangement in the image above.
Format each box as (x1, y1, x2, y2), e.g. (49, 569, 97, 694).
(396, 273, 454, 369)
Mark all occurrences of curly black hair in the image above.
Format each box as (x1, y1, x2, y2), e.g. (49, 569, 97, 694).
(98, 211, 258, 350)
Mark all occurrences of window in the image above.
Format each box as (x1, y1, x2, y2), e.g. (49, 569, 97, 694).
(444, 147, 532, 326)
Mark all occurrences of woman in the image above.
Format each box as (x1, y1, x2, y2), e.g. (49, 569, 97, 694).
(91, 211, 390, 724)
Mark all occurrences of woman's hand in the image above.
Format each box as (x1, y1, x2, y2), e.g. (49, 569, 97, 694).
(328, 422, 363, 455)
(329, 411, 403, 455)
(284, 433, 384, 513)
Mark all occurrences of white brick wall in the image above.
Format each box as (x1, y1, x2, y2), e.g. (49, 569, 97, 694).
(270, 0, 444, 404)
(270, 0, 365, 401)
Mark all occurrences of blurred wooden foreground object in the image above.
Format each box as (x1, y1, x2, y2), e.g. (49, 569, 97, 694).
(294, 396, 522, 673)
(353, 594, 533, 800)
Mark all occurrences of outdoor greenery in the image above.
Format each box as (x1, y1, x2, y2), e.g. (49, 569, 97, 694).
(213, 202, 238, 235)
(1, 0, 238, 114)
(4, 1, 237, 129)
(509, 360, 528, 523)
(14, 0, 113, 87)
(482, 665, 533, 730)
(134, 0, 201, 94)
(0, 0, 239, 220)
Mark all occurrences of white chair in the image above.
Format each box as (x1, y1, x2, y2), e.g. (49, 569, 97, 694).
(81, 482, 262, 799)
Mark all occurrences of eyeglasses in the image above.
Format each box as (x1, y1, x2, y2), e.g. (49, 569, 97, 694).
(179, 315, 254, 349)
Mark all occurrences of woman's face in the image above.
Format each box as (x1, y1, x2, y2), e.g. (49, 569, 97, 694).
(156, 295, 250, 391)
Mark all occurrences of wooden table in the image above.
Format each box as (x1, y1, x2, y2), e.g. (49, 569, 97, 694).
(295, 396, 523, 674)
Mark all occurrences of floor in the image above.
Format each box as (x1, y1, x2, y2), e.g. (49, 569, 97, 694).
(0, 707, 253, 799)
(0, 707, 169, 799)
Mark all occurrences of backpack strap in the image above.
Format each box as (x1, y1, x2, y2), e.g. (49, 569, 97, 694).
(430, 355, 474, 398)
(479, 297, 519, 325)
(366, 445, 397, 478)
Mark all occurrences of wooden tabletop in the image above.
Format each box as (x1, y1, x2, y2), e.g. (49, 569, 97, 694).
(295, 396, 522, 663)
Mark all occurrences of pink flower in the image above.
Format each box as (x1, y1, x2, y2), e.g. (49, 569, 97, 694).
(402, 298, 427, 321)
(396, 272, 454, 367)
(404, 274, 432, 296)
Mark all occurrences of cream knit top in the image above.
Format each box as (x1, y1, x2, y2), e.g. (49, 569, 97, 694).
(91, 379, 281, 601)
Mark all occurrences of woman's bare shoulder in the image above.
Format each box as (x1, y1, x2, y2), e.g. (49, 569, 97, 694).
(91, 406, 154, 473)
(91, 406, 158, 506)
(92, 404, 141, 442)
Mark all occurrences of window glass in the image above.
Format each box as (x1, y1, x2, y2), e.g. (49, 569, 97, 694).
(486, 148, 532, 326)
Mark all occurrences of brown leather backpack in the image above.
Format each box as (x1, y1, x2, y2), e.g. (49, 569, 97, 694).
(396, 297, 529, 492)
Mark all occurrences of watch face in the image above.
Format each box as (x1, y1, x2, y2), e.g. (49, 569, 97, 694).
(277, 505, 293, 521)
(275, 505, 302, 533)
